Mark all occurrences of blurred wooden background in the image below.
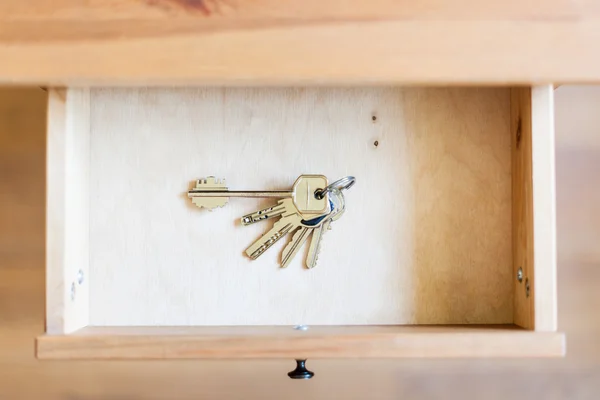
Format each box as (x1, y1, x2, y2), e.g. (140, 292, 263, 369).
(0, 87, 599, 399)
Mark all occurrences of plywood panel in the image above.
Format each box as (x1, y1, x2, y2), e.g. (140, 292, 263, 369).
(87, 87, 512, 326)
(530, 86, 557, 331)
(45, 89, 91, 334)
(511, 88, 534, 329)
(36, 325, 564, 359)
(511, 86, 557, 331)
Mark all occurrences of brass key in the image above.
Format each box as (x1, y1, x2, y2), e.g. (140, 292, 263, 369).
(187, 175, 330, 216)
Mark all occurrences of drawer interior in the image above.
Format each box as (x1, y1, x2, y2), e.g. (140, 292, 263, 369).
(90, 87, 510, 326)
(40, 86, 561, 359)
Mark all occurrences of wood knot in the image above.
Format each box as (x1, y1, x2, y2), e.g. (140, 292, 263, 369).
(146, 0, 233, 16)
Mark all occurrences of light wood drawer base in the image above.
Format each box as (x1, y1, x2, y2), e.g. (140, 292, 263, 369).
(37, 326, 565, 359)
(40, 86, 562, 359)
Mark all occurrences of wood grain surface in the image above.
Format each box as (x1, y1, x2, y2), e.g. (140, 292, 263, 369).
(1, 87, 600, 398)
(2, 1, 600, 84)
(510, 87, 557, 331)
(511, 88, 535, 329)
(46, 88, 91, 334)
(84, 87, 511, 326)
(36, 325, 564, 359)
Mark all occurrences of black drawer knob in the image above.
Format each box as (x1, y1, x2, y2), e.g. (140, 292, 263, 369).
(287, 359, 314, 379)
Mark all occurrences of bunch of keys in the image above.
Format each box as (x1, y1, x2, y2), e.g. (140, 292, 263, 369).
(187, 175, 355, 268)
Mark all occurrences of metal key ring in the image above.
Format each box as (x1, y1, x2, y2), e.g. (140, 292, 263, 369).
(315, 176, 356, 200)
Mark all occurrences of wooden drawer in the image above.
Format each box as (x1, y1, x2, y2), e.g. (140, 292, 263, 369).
(37, 86, 564, 360)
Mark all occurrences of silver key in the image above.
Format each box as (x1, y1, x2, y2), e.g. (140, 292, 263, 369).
(188, 175, 330, 215)
(306, 188, 346, 269)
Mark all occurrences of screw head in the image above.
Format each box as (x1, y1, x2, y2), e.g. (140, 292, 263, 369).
(294, 325, 309, 331)
(517, 267, 523, 283)
(77, 269, 85, 285)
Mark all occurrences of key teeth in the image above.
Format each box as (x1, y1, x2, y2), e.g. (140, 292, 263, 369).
(307, 246, 321, 269)
(191, 197, 228, 210)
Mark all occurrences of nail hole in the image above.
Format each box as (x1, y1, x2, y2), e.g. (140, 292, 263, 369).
(525, 278, 530, 297)
(373, 140, 379, 148)
(372, 115, 377, 121)
(71, 282, 76, 301)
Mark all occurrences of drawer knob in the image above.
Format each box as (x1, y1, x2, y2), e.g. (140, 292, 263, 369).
(287, 359, 314, 379)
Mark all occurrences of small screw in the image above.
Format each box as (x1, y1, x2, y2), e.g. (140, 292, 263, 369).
(70, 282, 76, 301)
(525, 278, 530, 297)
(294, 325, 309, 331)
(77, 269, 84, 285)
(517, 267, 523, 283)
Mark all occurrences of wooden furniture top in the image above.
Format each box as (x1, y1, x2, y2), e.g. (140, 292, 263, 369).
(1, 0, 599, 85)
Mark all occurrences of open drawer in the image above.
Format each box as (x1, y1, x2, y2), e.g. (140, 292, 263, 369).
(37, 86, 564, 359)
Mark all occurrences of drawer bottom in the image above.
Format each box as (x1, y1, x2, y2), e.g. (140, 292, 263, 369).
(37, 325, 565, 359)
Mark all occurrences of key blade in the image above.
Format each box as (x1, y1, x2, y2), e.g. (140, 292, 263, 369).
(281, 227, 312, 268)
(240, 199, 293, 226)
(245, 216, 298, 260)
(306, 220, 330, 269)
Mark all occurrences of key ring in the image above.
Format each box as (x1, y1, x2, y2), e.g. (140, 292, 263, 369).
(315, 176, 356, 200)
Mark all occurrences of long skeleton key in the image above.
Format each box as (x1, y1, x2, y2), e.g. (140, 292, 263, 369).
(188, 175, 329, 215)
